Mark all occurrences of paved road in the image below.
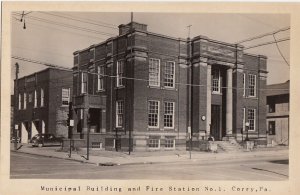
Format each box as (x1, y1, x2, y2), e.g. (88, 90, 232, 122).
(10, 152, 288, 180)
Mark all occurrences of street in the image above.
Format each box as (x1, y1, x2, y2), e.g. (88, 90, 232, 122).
(10, 152, 288, 180)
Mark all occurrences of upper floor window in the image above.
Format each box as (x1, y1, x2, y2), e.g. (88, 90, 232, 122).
(248, 108, 256, 131)
(164, 101, 174, 128)
(23, 93, 27, 110)
(248, 74, 257, 97)
(269, 103, 275, 113)
(74, 54, 79, 66)
(243, 73, 246, 97)
(62, 88, 70, 106)
(81, 72, 87, 94)
(149, 58, 160, 87)
(18, 94, 21, 110)
(97, 66, 105, 91)
(116, 60, 124, 87)
(268, 121, 276, 135)
(116, 100, 124, 128)
(148, 100, 159, 128)
(212, 68, 221, 93)
(90, 48, 95, 62)
(40, 88, 44, 107)
(34, 90, 37, 108)
(28, 93, 32, 103)
(164, 61, 175, 88)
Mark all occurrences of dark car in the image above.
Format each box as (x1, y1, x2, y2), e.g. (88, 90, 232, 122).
(31, 134, 63, 147)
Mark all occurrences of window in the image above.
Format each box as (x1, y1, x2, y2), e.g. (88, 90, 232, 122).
(62, 88, 70, 106)
(165, 137, 175, 148)
(243, 73, 246, 97)
(116, 101, 124, 127)
(148, 100, 159, 128)
(28, 93, 32, 103)
(116, 60, 124, 87)
(79, 109, 84, 120)
(164, 61, 175, 88)
(268, 121, 276, 135)
(164, 101, 174, 128)
(148, 138, 160, 148)
(81, 72, 87, 94)
(248, 109, 256, 131)
(149, 58, 160, 87)
(248, 74, 256, 97)
(40, 88, 44, 107)
(18, 94, 21, 110)
(97, 66, 105, 91)
(23, 93, 27, 110)
(74, 54, 79, 66)
(269, 103, 275, 113)
(242, 107, 246, 133)
(34, 90, 37, 108)
(212, 68, 221, 93)
(90, 48, 95, 62)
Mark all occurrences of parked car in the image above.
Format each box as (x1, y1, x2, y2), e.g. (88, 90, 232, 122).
(31, 134, 63, 147)
(10, 137, 21, 143)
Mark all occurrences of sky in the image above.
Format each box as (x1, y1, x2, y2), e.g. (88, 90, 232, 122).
(11, 12, 290, 94)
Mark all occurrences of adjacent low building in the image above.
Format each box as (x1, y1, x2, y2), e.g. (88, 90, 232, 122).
(266, 80, 289, 146)
(13, 68, 73, 143)
(71, 21, 268, 151)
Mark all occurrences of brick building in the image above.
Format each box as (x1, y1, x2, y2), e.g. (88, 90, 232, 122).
(14, 68, 73, 143)
(266, 80, 289, 146)
(72, 22, 268, 151)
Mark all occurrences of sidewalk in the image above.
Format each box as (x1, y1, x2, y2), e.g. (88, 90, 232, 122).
(11, 144, 288, 166)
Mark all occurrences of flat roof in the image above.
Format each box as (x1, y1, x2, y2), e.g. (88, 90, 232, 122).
(266, 80, 289, 96)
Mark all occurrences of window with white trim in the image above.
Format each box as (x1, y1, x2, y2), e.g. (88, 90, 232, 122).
(34, 90, 37, 108)
(248, 108, 256, 131)
(164, 101, 174, 128)
(248, 74, 256, 97)
(149, 58, 160, 87)
(243, 73, 246, 97)
(164, 61, 175, 88)
(165, 137, 175, 148)
(62, 88, 70, 106)
(23, 93, 27, 110)
(28, 93, 32, 103)
(116, 100, 124, 127)
(97, 65, 105, 91)
(18, 94, 21, 110)
(212, 68, 221, 93)
(149, 138, 160, 148)
(81, 72, 87, 94)
(116, 60, 124, 87)
(40, 88, 44, 107)
(148, 100, 159, 128)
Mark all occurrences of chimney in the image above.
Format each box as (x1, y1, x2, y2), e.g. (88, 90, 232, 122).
(118, 22, 147, 35)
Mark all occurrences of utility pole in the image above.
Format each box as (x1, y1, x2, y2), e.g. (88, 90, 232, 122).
(67, 102, 73, 158)
(14, 62, 19, 150)
(187, 25, 192, 159)
(128, 12, 133, 155)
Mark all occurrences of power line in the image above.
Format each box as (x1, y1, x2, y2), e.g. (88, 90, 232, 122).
(243, 37, 290, 50)
(236, 26, 290, 44)
(38, 12, 118, 30)
(12, 56, 71, 70)
(12, 13, 116, 37)
(272, 34, 290, 67)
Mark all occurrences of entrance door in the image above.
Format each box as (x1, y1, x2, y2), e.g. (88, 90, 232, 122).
(211, 105, 221, 140)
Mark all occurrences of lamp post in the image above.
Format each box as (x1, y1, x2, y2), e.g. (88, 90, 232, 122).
(245, 122, 250, 142)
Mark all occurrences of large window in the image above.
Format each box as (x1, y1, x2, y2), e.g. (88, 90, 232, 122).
(148, 138, 160, 148)
(248, 74, 257, 97)
(40, 88, 44, 107)
(34, 90, 37, 108)
(148, 100, 159, 128)
(74, 54, 79, 66)
(23, 93, 27, 110)
(81, 72, 87, 94)
(97, 66, 105, 91)
(149, 58, 160, 87)
(164, 61, 175, 88)
(18, 94, 21, 110)
(62, 88, 70, 106)
(116, 101, 124, 127)
(248, 108, 256, 131)
(268, 121, 276, 135)
(164, 101, 174, 128)
(212, 68, 220, 93)
(116, 60, 124, 87)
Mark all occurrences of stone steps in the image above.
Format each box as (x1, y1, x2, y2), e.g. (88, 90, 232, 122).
(215, 141, 243, 152)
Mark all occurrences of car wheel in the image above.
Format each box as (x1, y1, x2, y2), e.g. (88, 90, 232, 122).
(38, 143, 43, 147)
